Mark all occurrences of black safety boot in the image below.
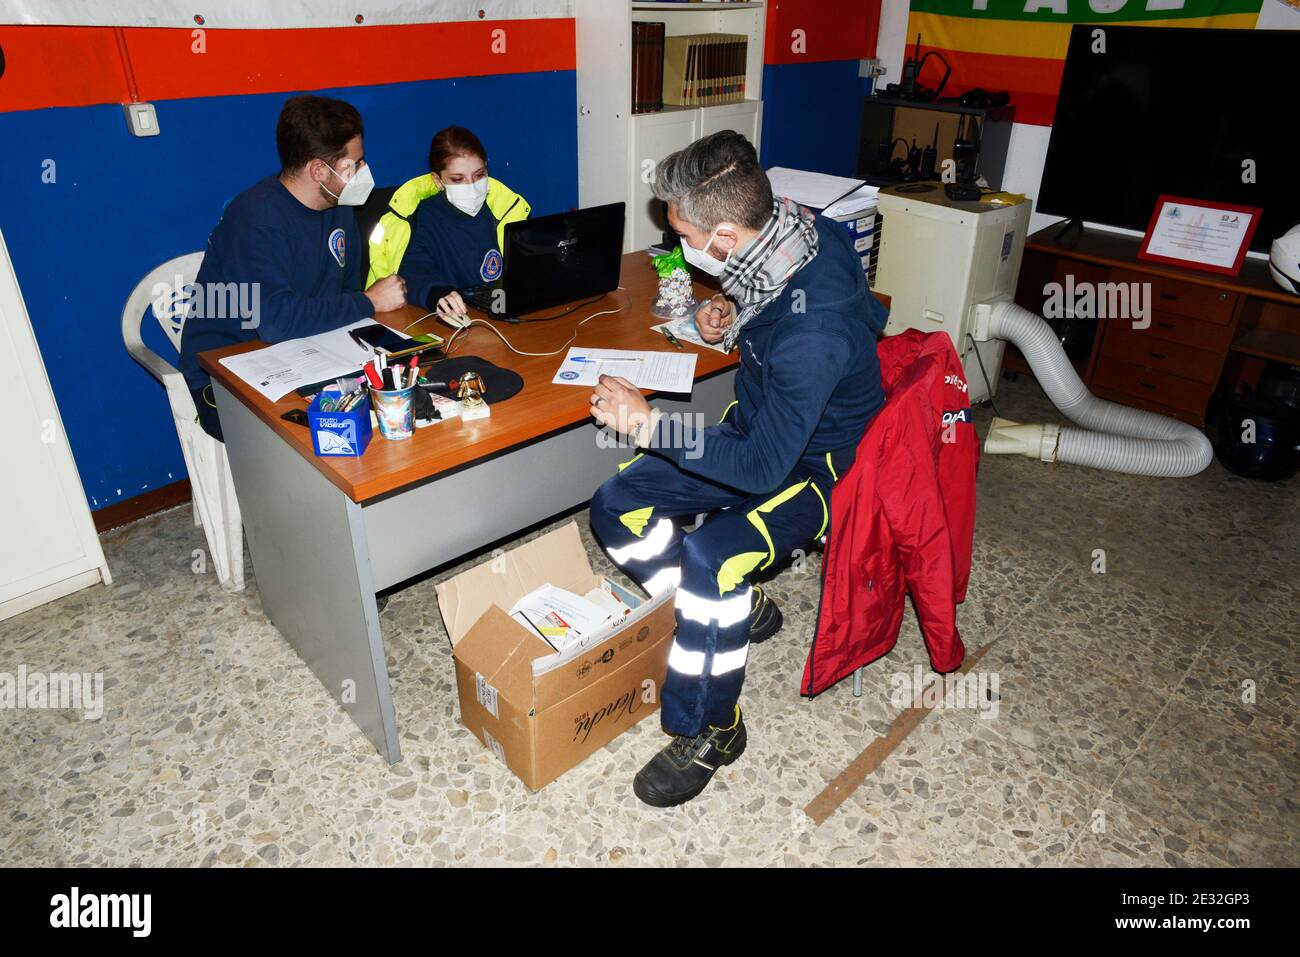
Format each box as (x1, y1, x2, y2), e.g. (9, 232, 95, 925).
(633, 707, 747, 808)
(748, 586, 784, 644)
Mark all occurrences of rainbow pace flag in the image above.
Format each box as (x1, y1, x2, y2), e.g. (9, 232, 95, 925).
(904, 0, 1265, 126)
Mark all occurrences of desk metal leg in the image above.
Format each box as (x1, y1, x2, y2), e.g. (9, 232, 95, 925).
(213, 383, 401, 763)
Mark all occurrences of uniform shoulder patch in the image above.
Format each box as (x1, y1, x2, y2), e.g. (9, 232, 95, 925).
(480, 248, 503, 282)
(328, 228, 346, 267)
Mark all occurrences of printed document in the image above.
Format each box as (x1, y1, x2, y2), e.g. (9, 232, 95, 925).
(217, 319, 408, 402)
(552, 348, 697, 392)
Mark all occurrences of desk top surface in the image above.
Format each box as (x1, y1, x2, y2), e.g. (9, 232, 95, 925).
(1026, 226, 1300, 306)
(200, 251, 739, 503)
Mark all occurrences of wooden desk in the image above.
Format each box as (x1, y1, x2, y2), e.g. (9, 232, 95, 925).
(202, 253, 738, 503)
(199, 252, 738, 763)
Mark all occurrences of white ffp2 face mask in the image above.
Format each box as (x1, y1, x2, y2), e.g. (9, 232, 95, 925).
(680, 226, 731, 277)
(324, 162, 374, 206)
(443, 178, 489, 217)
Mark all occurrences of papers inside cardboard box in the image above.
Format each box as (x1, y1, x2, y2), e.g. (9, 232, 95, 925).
(434, 522, 675, 680)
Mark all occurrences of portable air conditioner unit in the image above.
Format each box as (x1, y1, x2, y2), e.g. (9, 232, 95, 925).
(872, 184, 1030, 404)
(869, 184, 1212, 477)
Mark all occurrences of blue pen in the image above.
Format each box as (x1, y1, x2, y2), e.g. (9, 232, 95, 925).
(571, 357, 596, 363)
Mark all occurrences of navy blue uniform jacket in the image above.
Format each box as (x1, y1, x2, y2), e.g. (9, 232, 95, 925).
(648, 215, 886, 494)
(178, 176, 373, 393)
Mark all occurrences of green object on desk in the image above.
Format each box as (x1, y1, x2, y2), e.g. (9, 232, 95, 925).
(652, 245, 687, 278)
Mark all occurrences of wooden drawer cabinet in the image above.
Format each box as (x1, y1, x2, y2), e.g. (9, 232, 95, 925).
(1112, 267, 1236, 324)
(1020, 226, 1300, 429)
(1101, 325, 1224, 385)
(1144, 309, 1235, 353)
(1092, 358, 1216, 417)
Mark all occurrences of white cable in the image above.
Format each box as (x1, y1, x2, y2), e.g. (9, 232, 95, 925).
(443, 303, 626, 357)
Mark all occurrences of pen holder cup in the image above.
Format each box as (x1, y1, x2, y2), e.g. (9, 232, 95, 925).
(307, 388, 373, 457)
(369, 385, 415, 441)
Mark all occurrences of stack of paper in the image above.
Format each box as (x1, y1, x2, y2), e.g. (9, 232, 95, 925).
(509, 584, 633, 652)
(822, 183, 880, 218)
(217, 319, 410, 402)
(766, 167, 866, 210)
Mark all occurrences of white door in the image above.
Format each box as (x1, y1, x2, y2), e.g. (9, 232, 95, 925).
(697, 99, 763, 154)
(628, 109, 700, 252)
(0, 229, 110, 620)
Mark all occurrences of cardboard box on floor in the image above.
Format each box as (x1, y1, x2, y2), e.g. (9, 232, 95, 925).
(435, 522, 676, 790)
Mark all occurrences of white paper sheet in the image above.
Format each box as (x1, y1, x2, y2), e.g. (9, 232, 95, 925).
(552, 348, 697, 393)
(822, 183, 880, 218)
(217, 319, 408, 402)
(509, 584, 614, 652)
(766, 167, 866, 210)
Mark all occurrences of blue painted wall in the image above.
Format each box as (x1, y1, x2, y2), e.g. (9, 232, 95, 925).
(759, 60, 868, 177)
(0, 70, 577, 510)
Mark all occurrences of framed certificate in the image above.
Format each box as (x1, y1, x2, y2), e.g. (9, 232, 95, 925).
(1138, 195, 1262, 276)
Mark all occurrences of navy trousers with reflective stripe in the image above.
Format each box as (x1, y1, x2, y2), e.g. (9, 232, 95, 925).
(589, 452, 832, 737)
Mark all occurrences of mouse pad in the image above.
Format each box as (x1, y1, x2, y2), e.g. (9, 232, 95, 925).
(418, 355, 523, 405)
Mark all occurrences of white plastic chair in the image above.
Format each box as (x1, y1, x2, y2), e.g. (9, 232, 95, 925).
(121, 253, 245, 591)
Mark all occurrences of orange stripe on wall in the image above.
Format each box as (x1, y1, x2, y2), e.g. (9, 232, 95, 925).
(0, 27, 132, 111)
(0, 20, 575, 113)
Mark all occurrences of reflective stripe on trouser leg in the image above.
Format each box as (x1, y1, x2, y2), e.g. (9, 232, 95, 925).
(661, 539, 756, 736)
(658, 468, 832, 736)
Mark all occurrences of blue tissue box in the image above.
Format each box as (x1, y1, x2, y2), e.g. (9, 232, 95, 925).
(307, 388, 373, 457)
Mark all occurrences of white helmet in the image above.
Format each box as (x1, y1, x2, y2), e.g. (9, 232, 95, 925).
(1271, 222, 1300, 295)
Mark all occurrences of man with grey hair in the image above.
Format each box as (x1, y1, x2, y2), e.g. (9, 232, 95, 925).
(588, 131, 886, 807)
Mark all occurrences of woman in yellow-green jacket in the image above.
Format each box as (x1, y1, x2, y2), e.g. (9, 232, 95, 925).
(366, 125, 529, 319)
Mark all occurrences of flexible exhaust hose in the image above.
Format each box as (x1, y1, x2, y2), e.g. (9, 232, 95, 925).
(984, 301, 1213, 477)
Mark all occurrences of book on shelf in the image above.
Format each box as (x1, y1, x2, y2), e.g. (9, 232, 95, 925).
(631, 21, 666, 115)
(662, 33, 747, 108)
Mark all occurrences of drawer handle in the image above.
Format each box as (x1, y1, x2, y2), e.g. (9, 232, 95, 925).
(1140, 381, 1157, 390)
(1148, 351, 1167, 360)
(1157, 321, 1176, 329)
(1159, 292, 1179, 301)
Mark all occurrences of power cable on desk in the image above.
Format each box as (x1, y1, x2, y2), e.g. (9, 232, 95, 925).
(501, 294, 604, 324)
(442, 301, 627, 357)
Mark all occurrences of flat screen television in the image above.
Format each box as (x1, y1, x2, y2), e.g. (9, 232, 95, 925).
(1038, 26, 1293, 253)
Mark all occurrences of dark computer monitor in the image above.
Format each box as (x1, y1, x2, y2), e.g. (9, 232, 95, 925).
(1038, 26, 1293, 253)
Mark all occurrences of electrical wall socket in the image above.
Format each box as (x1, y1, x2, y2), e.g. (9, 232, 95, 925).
(123, 102, 160, 137)
(859, 58, 886, 78)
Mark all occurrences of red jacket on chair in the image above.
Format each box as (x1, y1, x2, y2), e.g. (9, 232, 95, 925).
(802, 329, 978, 696)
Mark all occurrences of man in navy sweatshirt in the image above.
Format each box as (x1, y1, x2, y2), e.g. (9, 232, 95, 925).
(178, 95, 407, 440)
(587, 131, 886, 807)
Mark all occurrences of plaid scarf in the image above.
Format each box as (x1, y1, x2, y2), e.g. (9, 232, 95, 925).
(719, 196, 820, 351)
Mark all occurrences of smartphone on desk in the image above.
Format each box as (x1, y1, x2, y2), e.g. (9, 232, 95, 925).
(350, 322, 412, 353)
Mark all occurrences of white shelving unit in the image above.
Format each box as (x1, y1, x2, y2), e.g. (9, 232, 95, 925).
(577, 0, 767, 252)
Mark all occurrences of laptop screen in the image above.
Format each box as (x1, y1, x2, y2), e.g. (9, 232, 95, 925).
(499, 202, 626, 314)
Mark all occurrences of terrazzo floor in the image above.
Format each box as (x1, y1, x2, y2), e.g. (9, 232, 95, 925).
(2, 375, 1296, 867)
